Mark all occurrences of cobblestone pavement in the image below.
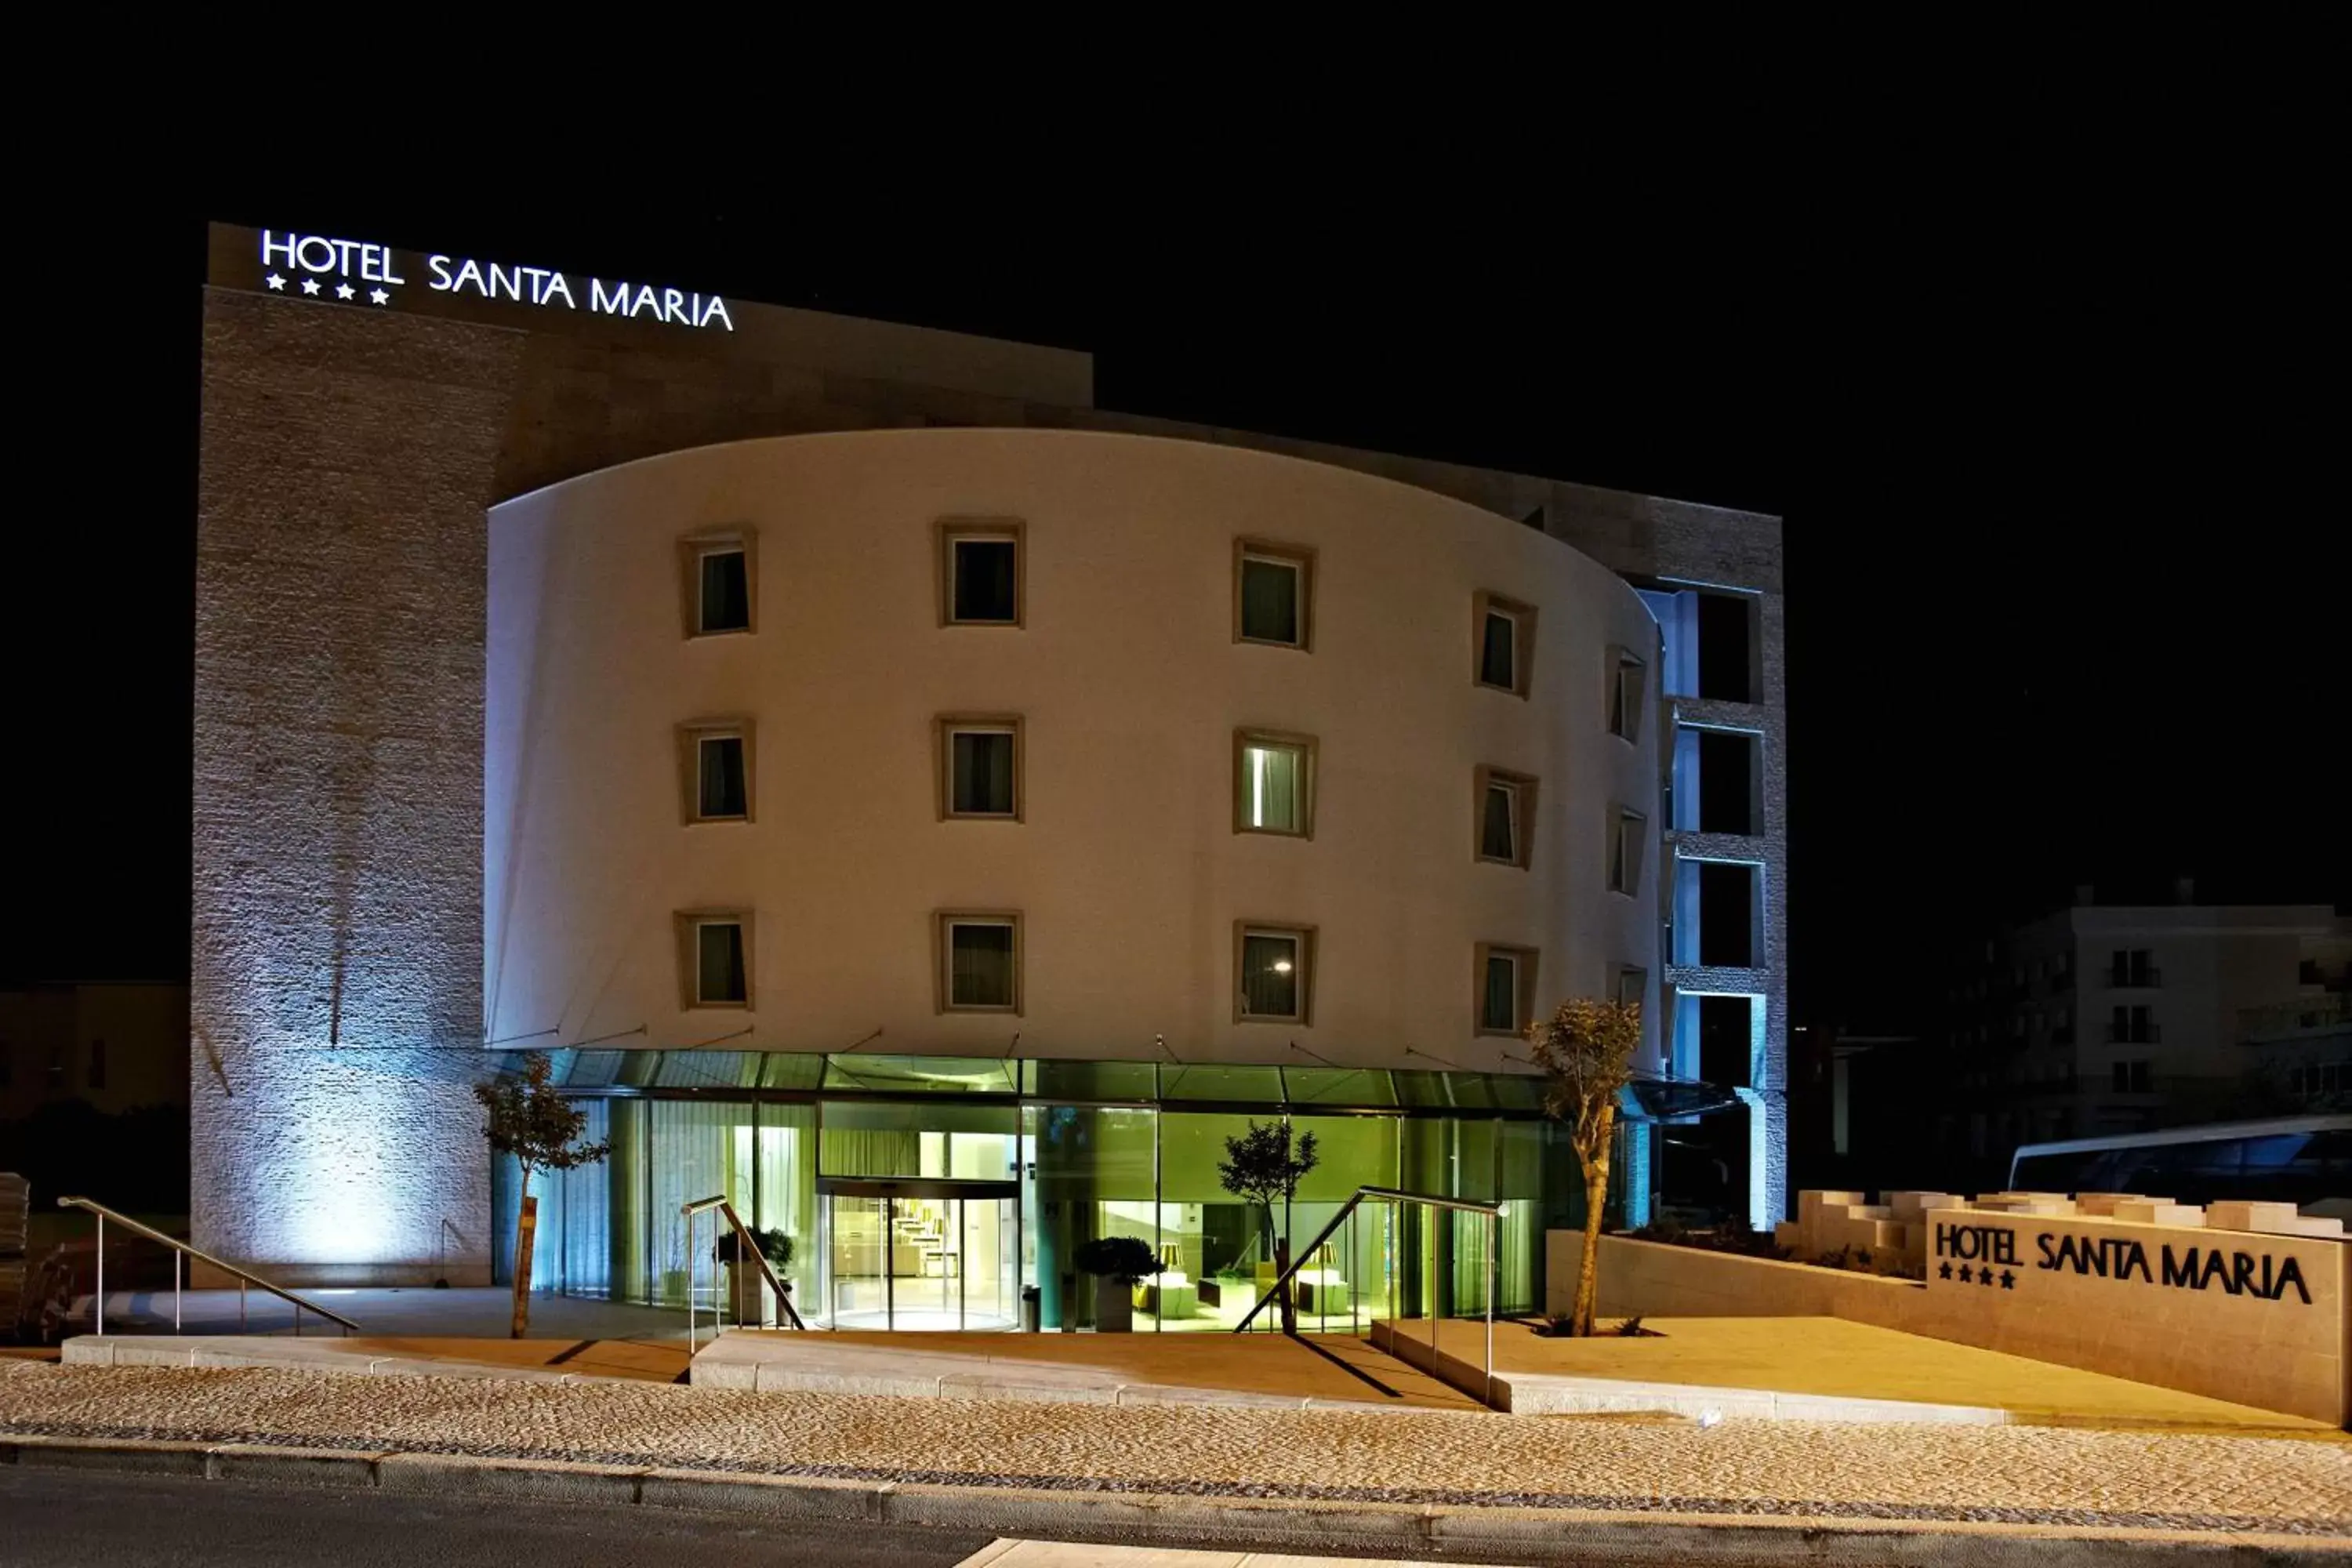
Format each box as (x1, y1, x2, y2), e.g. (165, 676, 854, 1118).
(2, 1362, 2347, 1537)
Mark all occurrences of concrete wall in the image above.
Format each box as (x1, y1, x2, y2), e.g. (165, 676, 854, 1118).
(1550, 1223, 2351, 1426)
(486, 430, 1663, 1066)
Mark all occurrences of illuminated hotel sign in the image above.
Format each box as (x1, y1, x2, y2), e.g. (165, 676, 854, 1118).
(256, 230, 735, 332)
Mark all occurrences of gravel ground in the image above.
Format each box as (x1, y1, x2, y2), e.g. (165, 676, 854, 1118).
(2, 1362, 2347, 1536)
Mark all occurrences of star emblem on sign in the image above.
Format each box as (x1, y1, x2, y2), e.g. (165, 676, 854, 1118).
(1957, 1264, 1973, 1283)
(265, 273, 286, 291)
(299, 278, 321, 296)
(1999, 1270, 2016, 1290)
(1938, 1261, 1952, 1280)
(1979, 1267, 1994, 1287)
(369, 288, 390, 305)
(335, 282, 355, 301)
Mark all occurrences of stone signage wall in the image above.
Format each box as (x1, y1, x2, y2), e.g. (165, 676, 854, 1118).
(1552, 1199, 2350, 1425)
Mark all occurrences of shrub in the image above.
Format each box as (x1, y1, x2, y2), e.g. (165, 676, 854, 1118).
(717, 1227, 794, 1272)
(1074, 1235, 1161, 1285)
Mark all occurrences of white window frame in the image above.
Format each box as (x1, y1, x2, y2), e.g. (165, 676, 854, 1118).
(1235, 922, 1316, 1025)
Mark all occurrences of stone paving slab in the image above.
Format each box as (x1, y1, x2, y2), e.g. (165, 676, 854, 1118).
(1, 1359, 2346, 1544)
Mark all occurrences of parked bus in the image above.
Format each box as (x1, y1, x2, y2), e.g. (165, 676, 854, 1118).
(2007, 1115, 2352, 1222)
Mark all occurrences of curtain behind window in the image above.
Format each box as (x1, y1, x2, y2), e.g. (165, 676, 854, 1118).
(699, 923, 746, 1002)
(1241, 932, 1300, 1017)
(1482, 784, 1516, 860)
(953, 731, 1015, 814)
(1247, 745, 1299, 830)
(1483, 956, 1516, 1031)
(1240, 558, 1298, 643)
(699, 737, 745, 817)
(951, 923, 1015, 1006)
(1481, 612, 1514, 686)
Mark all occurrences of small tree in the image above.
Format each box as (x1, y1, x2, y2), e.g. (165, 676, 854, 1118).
(1217, 1120, 1319, 1333)
(1528, 996, 1642, 1336)
(474, 1054, 611, 1338)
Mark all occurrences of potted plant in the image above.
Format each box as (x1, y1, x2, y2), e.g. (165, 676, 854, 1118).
(1073, 1236, 1160, 1333)
(717, 1227, 794, 1325)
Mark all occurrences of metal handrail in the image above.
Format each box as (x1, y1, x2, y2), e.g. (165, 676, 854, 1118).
(681, 1194, 807, 1352)
(58, 1196, 360, 1338)
(1232, 1185, 1504, 1405)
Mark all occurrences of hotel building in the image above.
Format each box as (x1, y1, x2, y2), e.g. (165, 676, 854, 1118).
(190, 224, 1785, 1328)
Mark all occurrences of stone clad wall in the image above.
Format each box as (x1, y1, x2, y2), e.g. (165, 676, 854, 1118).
(191, 292, 524, 1283)
(1550, 1221, 2351, 1425)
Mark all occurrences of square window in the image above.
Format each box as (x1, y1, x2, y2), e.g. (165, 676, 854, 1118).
(1476, 944, 1538, 1035)
(1610, 648, 1647, 742)
(1616, 965, 1648, 1009)
(939, 913, 1022, 1013)
(1234, 729, 1316, 837)
(1609, 808, 1647, 895)
(1236, 923, 1314, 1023)
(939, 717, 1022, 819)
(1475, 767, 1535, 868)
(678, 914, 750, 1008)
(1235, 539, 1313, 649)
(679, 530, 757, 638)
(1472, 592, 1536, 696)
(677, 720, 754, 823)
(940, 520, 1023, 626)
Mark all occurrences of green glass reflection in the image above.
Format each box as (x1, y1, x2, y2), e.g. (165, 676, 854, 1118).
(1029, 1106, 1156, 1200)
(758, 1052, 829, 1091)
(823, 1054, 1018, 1095)
(818, 1100, 1018, 1177)
(1392, 1070, 1456, 1108)
(1158, 1064, 1283, 1104)
(1279, 1067, 1398, 1107)
(1290, 1116, 1398, 1202)
(1022, 1059, 1158, 1101)
(652, 1051, 760, 1088)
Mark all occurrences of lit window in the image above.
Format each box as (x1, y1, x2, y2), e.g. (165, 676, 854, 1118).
(939, 717, 1022, 819)
(679, 530, 756, 637)
(939, 913, 1022, 1013)
(1236, 924, 1314, 1023)
(1236, 539, 1313, 649)
(1476, 768, 1536, 868)
(1609, 808, 1647, 895)
(940, 520, 1022, 626)
(679, 914, 750, 1008)
(677, 721, 753, 823)
(1610, 648, 1647, 741)
(1473, 592, 1536, 697)
(1476, 945, 1537, 1035)
(1235, 729, 1316, 837)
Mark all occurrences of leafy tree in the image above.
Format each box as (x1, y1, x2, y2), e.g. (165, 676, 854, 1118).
(1528, 996, 1642, 1336)
(474, 1054, 611, 1337)
(1217, 1120, 1319, 1332)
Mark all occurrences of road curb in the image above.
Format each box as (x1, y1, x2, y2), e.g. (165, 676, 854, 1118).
(2, 1432, 2343, 1562)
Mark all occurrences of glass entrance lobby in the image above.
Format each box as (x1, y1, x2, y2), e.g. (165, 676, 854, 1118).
(490, 1051, 1588, 1331)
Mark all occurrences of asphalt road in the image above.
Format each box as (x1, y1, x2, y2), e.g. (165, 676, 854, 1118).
(0, 1467, 997, 1567)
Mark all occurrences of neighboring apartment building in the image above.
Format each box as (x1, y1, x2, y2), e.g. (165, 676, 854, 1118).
(1927, 885, 2352, 1190)
(187, 223, 1786, 1317)
(0, 984, 189, 1122)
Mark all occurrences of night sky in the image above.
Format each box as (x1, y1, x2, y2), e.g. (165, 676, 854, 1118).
(5, 165, 2343, 1035)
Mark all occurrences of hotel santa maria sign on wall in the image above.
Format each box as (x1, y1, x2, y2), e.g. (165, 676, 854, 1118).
(255, 229, 735, 332)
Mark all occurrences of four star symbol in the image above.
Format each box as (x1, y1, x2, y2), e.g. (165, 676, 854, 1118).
(267, 274, 395, 307)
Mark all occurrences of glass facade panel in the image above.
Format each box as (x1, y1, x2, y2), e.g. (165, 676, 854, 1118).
(652, 1051, 760, 1088)
(819, 1100, 1017, 1176)
(823, 1054, 1018, 1096)
(648, 1100, 753, 1308)
(1158, 1063, 1283, 1105)
(1279, 1067, 1397, 1108)
(759, 1051, 829, 1091)
(1022, 1058, 1156, 1101)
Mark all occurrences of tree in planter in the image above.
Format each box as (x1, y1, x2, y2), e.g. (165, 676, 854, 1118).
(1216, 1120, 1319, 1334)
(1527, 996, 1642, 1337)
(1073, 1235, 1160, 1333)
(474, 1054, 612, 1338)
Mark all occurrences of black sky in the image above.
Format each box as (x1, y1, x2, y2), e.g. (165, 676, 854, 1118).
(2, 141, 2343, 1033)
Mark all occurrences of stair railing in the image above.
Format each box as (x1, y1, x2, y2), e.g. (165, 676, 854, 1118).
(56, 1196, 361, 1338)
(681, 1194, 808, 1352)
(1233, 1184, 1504, 1404)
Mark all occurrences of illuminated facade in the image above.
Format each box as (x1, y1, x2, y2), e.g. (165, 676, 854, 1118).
(190, 223, 1786, 1307)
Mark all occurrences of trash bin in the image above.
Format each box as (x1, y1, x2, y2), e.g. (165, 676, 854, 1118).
(1020, 1284, 1041, 1333)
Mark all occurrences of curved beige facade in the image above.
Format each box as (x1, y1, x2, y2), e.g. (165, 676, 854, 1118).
(486, 429, 1661, 1072)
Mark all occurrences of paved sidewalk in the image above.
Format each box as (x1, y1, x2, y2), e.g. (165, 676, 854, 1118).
(2, 1360, 2345, 1544)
